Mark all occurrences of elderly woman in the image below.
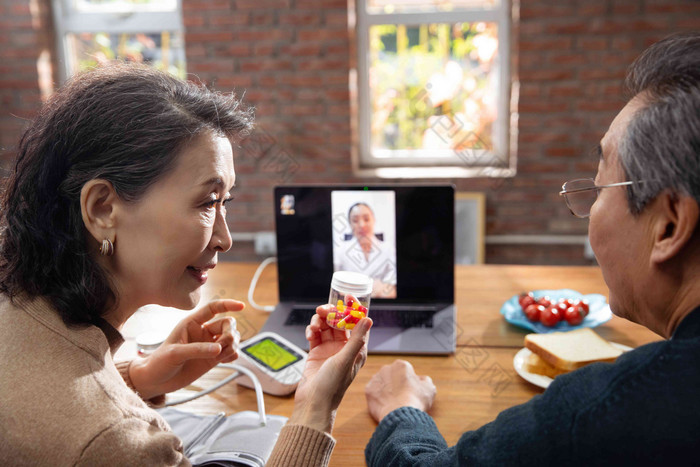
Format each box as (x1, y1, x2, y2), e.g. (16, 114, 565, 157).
(0, 63, 371, 466)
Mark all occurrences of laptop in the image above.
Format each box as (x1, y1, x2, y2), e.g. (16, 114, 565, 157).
(261, 184, 456, 354)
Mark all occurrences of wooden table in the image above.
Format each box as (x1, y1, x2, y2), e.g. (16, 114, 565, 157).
(161, 263, 662, 466)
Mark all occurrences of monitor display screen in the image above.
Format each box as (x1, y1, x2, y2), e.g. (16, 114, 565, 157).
(242, 337, 302, 371)
(274, 185, 454, 305)
(331, 190, 397, 298)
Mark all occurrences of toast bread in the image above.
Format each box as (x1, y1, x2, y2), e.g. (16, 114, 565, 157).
(524, 328, 623, 372)
(524, 353, 569, 379)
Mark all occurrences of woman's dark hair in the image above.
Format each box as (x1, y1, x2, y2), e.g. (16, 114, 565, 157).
(0, 62, 253, 326)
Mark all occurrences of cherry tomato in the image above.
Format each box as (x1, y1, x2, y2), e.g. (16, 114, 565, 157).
(564, 298, 575, 307)
(540, 306, 561, 327)
(519, 292, 536, 309)
(579, 300, 590, 315)
(555, 300, 569, 316)
(565, 306, 585, 325)
(524, 304, 544, 322)
(537, 296, 552, 308)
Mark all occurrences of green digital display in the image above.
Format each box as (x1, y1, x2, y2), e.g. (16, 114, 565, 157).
(243, 337, 301, 371)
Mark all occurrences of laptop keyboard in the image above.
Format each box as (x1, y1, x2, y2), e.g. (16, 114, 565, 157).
(284, 306, 435, 328)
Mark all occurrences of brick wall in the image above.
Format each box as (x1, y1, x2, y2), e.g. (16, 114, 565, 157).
(183, 0, 355, 239)
(0, 0, 55, 173)
(1, 0, 699, 265)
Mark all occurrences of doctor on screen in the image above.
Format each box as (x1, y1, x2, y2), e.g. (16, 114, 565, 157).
(334, 202, 397, 299)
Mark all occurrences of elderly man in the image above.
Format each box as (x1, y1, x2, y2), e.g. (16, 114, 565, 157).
(364, 33, 700, 465)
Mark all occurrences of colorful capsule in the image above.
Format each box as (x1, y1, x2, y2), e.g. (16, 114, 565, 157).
(327, 294, 368, 330)
(326, 317, 339, 327)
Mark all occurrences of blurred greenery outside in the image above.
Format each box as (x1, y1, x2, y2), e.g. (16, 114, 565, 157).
(71, 31, 186, 78)
(70, 0, 182, 76)
(370, 21, 499, 156)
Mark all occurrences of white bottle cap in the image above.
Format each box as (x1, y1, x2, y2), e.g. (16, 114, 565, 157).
(331, 271, 373, 296)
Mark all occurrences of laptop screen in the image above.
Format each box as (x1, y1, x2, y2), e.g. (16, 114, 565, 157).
(274, 185, 454, 305)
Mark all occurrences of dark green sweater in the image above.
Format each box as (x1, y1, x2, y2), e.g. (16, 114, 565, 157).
(366, 307, 700, 466)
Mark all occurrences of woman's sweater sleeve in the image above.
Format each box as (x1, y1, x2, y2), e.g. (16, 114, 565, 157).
(115, 360, 167, 408)
(267, 424, 336, 466)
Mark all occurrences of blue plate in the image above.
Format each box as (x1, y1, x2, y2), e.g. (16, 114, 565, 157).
(500, 289, 612, 333)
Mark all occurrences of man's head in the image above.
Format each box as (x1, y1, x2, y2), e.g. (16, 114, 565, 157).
(619, 32, 700, 215)
(588, 33, 700, 336)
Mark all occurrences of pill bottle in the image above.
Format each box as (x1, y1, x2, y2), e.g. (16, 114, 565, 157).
(326, 271, 373, 331)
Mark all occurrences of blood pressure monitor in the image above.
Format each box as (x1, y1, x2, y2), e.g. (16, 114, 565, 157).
(235, 332, 307, 396)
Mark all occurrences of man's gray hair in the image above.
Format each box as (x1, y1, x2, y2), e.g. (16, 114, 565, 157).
(619, 32, 700, 214)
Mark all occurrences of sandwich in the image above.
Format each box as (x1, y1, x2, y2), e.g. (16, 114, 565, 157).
(524, 327, 624, 378)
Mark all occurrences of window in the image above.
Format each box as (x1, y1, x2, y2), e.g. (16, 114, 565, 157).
(52, 0, 186, 81)
(354, 0, 515, 177)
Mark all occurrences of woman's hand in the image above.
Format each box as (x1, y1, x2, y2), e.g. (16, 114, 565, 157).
(288, 304, 373, 434)
(365, 359, 436, 423)
(129, 299, 244, 400)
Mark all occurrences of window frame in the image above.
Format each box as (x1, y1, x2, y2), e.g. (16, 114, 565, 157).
(353, 0, 516, 178)
(51, 0, 185, 82)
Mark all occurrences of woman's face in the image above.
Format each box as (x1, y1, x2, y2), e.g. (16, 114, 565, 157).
(349, 204, 375, 240)
(112, 131, 235, 311)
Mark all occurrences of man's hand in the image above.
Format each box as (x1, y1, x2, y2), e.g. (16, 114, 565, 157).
(365, 359, 436, 423)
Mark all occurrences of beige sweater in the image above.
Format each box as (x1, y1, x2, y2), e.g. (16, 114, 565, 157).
(0, 295, 335, 466)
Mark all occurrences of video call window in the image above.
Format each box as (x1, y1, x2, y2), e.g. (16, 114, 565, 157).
(331, 191, 397, 299)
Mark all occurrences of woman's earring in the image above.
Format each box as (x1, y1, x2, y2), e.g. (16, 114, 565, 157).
(100, 239, 114, 256)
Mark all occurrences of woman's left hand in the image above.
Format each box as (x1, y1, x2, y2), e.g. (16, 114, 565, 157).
(288, 305, 372, 434)
(129, 299, 244, 400)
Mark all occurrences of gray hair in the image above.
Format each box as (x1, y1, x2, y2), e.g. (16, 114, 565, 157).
(618, 32, 700, 215)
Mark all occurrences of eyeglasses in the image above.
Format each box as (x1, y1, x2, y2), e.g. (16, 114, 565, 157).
(559, 178, 640, 218)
